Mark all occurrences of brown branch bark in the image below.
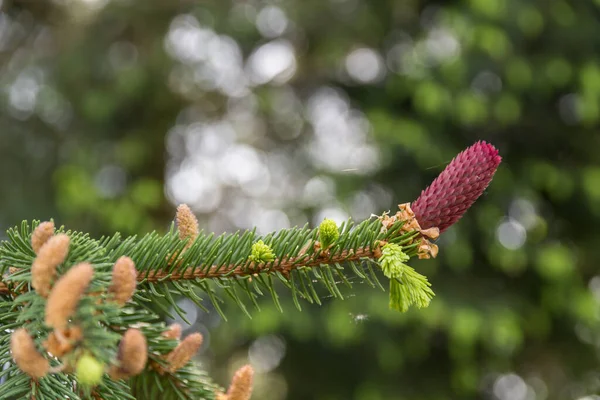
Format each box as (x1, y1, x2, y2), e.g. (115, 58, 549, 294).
(142, 246, 374, 282)
(0, 246, 378, 296)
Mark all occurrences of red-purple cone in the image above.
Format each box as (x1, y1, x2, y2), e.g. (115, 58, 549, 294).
(411, 141, 502, 233)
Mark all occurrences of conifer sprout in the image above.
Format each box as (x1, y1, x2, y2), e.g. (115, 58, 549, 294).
(45, 262, 94, 330)
(163, 332, 203, 373)
(76, 353, 105, 387)
(167, 204, 200, 265)
(378, 242, 434, 312)
(162, 323, 183, 340)
(109, 328, 148, 380)
(176, 203, 199, 242)
(31, 221, 55, 254)
(224, 365, 254, 400)
(31, 232, 70, 297)
(108, 256, 137, 306)
(10, 328, 50, 379)
(248, 240, 275, 263)
(43, 326, 83, 357)
(318, 218, 340, 249)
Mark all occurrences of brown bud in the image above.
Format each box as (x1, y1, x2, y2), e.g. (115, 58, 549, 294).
(216, 392, 229, 400)
(417, 240, 439, 260)
(167, 204, 200, 266)
(162, 323, 182, 340)
(164, 333, 203, 373)
(395, 203, 422, 233)
(398, 203, 416, 220)
(405, 218, 422, 232)
(11, 328, 49, 378)
(420, 227, 440, 240)
(429, 242, 439, 258)
(43, 332, 67, 358)
(227, 365, 254, 400)
(109, 329, 147, 380)
(31, 233, 70, 297)
(108, 256, 137, 306)
(43, 326, 83, 358)
(176, 204, 199, 242)
(378, 213, 396, 232)
(31, 221, 55, 254)
(45, 263, 94, 329)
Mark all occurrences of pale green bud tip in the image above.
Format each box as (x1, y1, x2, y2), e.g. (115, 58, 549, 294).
(389, 277, 434, 313)
(379, 243, 409, 279)
(390, 280, 409, 313)
(380, 243, 410, 262)
(318, 218, 340, 248)
(76, 353, 105, 386)
(249, 240, 276, 263)
(378, 243, 435, 312)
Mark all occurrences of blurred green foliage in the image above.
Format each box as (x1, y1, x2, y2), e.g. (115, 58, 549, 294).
(1, 0, 600, 399)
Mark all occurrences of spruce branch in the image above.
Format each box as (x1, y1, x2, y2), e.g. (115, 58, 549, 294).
(0, 141, 501, 399)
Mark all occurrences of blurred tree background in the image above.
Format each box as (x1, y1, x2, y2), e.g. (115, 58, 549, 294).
(1, 0, 599, 399)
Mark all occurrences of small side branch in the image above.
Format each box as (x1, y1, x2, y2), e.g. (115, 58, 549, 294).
(142, 246, 376, 282)
(0, 246, 377, 295)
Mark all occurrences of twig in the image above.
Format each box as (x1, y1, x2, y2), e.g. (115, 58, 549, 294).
(0, 246, 378, 295)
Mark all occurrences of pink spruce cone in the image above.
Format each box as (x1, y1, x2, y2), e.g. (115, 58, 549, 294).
(411, 141, 502, 233)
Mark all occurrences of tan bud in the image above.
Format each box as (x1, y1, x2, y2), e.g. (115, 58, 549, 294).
(43, 332, 67, 358)
(176, 204, 199, 242)
(379, 214, 396, 231)
(31, 221, 55, 254)
(216, 392, 229, 400)
(417, 243, 431, 259)
(417, 239, 439, 260)
(43, 326, 83, 358)
(395, 203, 424, 237)
(109, 329, 147, 380)
(405, 218, 422, 232)
(167, 204, 200, 265)
(420, 227, 440, 240)
(31, 233, 70, 297)
(429, 243, 439, 258)
(45, 263, 94, 329)
(108, 256, 137, 306)
(11, 329, 49, 379)
(162, 323, 182, 340)
(227, 365, 254, 400)
(398, 203, 416, 218)
(164, 333, 203, 373)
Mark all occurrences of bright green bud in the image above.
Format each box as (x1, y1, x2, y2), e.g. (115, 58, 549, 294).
(249, 240, 276, 263)
(76, 353, 104, 387)
(318, 218, 340, 249)
(379, 243, 409, 279)
(379, 243, 435, 312)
